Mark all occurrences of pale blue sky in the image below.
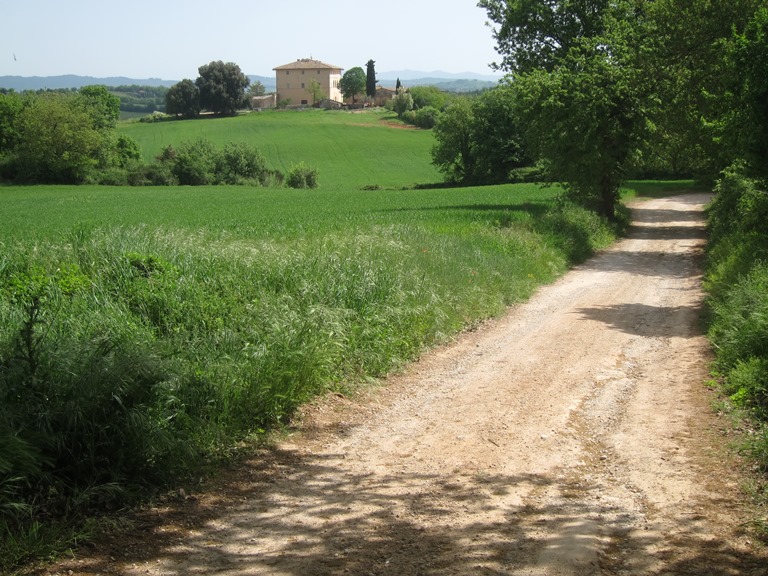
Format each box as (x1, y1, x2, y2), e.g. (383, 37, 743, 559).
(1, 0, 502, 79)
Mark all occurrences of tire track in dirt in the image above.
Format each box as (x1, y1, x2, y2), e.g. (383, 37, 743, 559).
(42, 194, 767, 576)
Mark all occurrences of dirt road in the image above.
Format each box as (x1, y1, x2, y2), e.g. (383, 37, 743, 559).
(47, 194, 766, 575)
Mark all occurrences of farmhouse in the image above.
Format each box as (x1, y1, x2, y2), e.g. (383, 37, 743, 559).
(273, 58, 344, 107)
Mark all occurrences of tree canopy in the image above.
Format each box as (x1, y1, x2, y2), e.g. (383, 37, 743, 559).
(166, 79, 201, 118)
(195, 61, 250, 115)
(339, 67, 366, 103)
(478, 0, 613, 74)
(366, 60, 377, 99)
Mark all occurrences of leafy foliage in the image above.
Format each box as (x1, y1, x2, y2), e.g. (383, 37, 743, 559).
(195, 60, 250, 115)
(286, 162, 319, 188)
(431, 88, 528, 185)
(705, 164, 768, 469)
(366, 59, 377, 99)
(479, 0, 612, 74)
(391, 87, 413, 118)
(339, 67, 366, 103)
(165, 79, 201, 118)
(723, 5, 768, 180)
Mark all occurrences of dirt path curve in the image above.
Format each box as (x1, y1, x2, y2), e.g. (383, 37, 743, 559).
(48, 194, 767, 576)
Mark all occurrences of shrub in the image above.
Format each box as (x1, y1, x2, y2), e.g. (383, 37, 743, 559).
(171, 138, 217, 185)
(215, 142, 268, 185)
(286, 162, 319, 189)
(705, 163, 768, 472)
(414, 106, 440, 129)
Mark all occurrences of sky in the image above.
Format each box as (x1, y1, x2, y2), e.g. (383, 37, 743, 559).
(1, 0, 503, 80)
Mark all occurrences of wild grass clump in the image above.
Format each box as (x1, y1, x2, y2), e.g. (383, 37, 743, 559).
(286, 162, 319, 189)
(705, 163, 768, 472)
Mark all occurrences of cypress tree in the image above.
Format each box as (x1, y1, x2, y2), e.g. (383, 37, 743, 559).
(366, 59, 377, 99)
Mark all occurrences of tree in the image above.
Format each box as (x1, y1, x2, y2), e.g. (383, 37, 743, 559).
(512, 32, 648, 220)
(471, 85, 528, 183)
(479, 0, 649, 219)
(306, 78, 324, 106)
(722, 5, 768, 180)
(0, 91, 25, 153)
(339, 67, 366, 103)
(14, 93, 103, 183)
(366, 59, 377, 99)
(478, 0, 613, 74)
(431, 98, 475, 183)
(409, 85, 448, 111)
(166, 79, 201, 118)
(642, 0, 760, 180)
(195, 61, 250, 115)
(396, 78, 402, 91)
(247, 81, 266, 98)
(391, 87, 413, 118)
(77, 85, 120, 130)
(431, 87, 528, 184)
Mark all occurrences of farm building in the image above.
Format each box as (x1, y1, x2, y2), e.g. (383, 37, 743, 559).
(273, 58, 344, 107)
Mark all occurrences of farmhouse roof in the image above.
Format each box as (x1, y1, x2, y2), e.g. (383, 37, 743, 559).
(273, 58, 343, 71)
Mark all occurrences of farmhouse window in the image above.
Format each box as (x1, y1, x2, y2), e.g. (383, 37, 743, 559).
(301, 100, 308, 105)
(301, 83, 305, 88)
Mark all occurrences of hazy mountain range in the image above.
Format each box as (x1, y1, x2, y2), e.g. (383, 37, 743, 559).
(0, 71, 502, 93)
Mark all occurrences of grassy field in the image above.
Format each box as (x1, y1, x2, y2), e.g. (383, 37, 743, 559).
(118, 109, 442, 189)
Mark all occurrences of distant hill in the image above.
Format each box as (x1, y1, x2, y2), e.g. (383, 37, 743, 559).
(0, 72, 498, 94)
(247, 75, 276, 93)
(379, 70, 502, 82)
(388, 78, 500, 92)
(0, 75, 178, 90)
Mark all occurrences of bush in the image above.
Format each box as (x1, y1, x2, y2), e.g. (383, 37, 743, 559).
(172, 138, 217, 185)
(286, 162, 319, 189)
(215, 142, 268, 185)
(414, 106, 440, 129)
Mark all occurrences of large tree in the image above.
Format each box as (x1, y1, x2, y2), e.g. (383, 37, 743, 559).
(512, 32, 648, 220)
(723, 4, 768, 180)
(431, 87, 527, 185)
(195, 61, 250, 115)
(339, 67, 366, 103)
(166, 79, 201, 118)
(480, 0, 648, 219)
(14, 93, 104, 183)
(77, 85, 120, 131)
(431, 98, 475, 183)
(641, 0, 761, 180)
(365, 59, 377, 99)
(478, 0, 613, 74)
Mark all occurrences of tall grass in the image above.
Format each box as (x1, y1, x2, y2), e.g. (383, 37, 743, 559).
(0, 181, 621, 569)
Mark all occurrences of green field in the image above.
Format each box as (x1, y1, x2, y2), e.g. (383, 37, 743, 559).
(118, 109, 442, 188)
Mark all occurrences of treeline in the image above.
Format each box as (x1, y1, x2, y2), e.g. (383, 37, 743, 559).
(110, 84, 167, 114)
(0, 85, 168, 115)
(0, 85, 317, 188)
